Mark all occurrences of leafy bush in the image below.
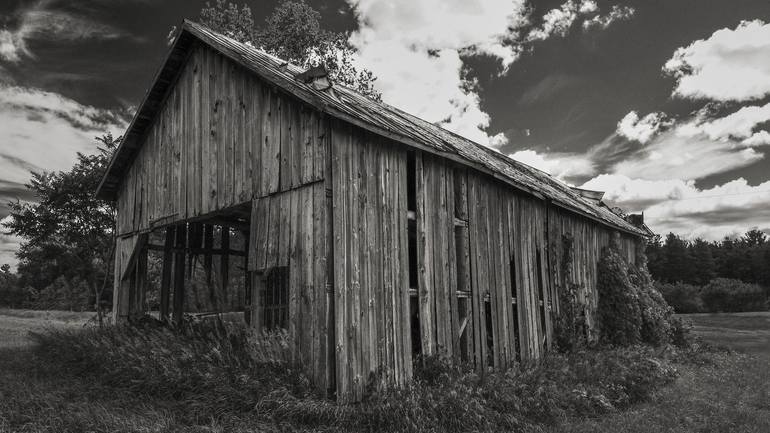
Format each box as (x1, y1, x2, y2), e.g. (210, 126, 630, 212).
(658, 278, 768, 313)
(630, 265, 674, 346)
(657, 281, 704, 313)
(701, 278, 767, 312)
(554, 234, 588, 353)
(669, 315, 695, 348)
(596, 243, 642, 346)
(554, 282, 589, 352)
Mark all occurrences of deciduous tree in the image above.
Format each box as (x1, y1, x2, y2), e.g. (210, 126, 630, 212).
(3, 134, 119, 324)
(200, 0, 381, 100)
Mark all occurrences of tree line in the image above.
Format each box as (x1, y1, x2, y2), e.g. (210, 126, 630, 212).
(647, 232, 770, 313)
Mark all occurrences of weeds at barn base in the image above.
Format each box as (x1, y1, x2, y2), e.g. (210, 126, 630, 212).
(21, 320, 691, 432)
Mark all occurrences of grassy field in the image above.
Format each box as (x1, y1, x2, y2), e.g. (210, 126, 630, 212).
(556, 312, 770, 432)
(683, 312, 770, 358)
(0, 309, 92, 350)
(0, 310, 768, 432)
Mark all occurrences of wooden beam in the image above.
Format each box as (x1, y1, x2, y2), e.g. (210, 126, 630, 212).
(133, 244, 148, 319)
(188, 223, 204, 278)
(119, 234, 149, 282)
(172, 224, 186, 325)
(221, 227, 230, 296)
(144, 243, 246, 257)
(243, 228, 251, 325)
(159, 227, 174, 322)
(203, 225, 214, 285)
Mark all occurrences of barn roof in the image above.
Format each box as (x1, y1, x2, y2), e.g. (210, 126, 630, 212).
(97, 20, 647, 237)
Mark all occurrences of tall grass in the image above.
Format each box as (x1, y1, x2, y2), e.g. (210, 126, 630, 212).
(28, 319, 682, 432)
(30, 319, 311, 418)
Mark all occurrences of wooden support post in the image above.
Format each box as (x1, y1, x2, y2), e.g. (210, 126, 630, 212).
(203, 224, 214, 285)
(188, 223, 204, 278)
(221, 226, 230, 295)
(243, 228, 251, 325)
(172, 224, 187, 325)
(134, 244, 148, 319)
(159, 227, 174, 322)
(250, 272, 263, 332)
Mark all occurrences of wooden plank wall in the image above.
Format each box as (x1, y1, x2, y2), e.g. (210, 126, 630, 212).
(415, 154, 458, 360)
(466, 172, 552, 365)
(547, 208, 639, 341)
(248, 182, 329, 392)
(331, 121, 412, 403)
(112, 234, 139, 323)
(116, 42, 325, 236)
(328, 132, 644, 400)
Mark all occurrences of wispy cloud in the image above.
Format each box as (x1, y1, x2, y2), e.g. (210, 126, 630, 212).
(527, 0, 634, 41)
(581, 5, 635, 30)
(0, 0, 142, 63)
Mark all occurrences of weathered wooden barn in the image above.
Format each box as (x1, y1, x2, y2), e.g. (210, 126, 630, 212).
(96, 21, 649, 403)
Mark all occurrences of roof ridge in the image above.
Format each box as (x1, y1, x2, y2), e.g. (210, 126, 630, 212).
(97, 19, 646, 237)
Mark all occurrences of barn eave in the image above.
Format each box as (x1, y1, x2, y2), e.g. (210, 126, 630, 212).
(96, 19, 646, 238)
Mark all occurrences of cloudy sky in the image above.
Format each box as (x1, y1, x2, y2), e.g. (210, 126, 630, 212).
(0, 0, 769, 266)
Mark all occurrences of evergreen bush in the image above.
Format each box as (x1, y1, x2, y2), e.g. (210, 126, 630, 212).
(596, 237, 642, 346)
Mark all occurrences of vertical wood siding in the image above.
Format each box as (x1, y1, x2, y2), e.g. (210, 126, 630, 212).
(248, 181, 329, 392)
(112, 234, 140, 323)
(331, 121, 412, 403)
(116, 43, 325, 236)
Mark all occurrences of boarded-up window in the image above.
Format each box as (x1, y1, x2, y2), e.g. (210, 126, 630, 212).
(262, 267, 289, 330)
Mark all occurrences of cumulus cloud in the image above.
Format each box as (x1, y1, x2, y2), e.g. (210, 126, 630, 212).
(663, 20, 770, 102)
(582, 174, 770, 240)
(616, 111, 670, 144)
(527, 0, 582, 41)
(742, 130, 770, 147)
(0, 0, 140, 63)
(346, 0, 635, 148)
(346, 0, 529, 147)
